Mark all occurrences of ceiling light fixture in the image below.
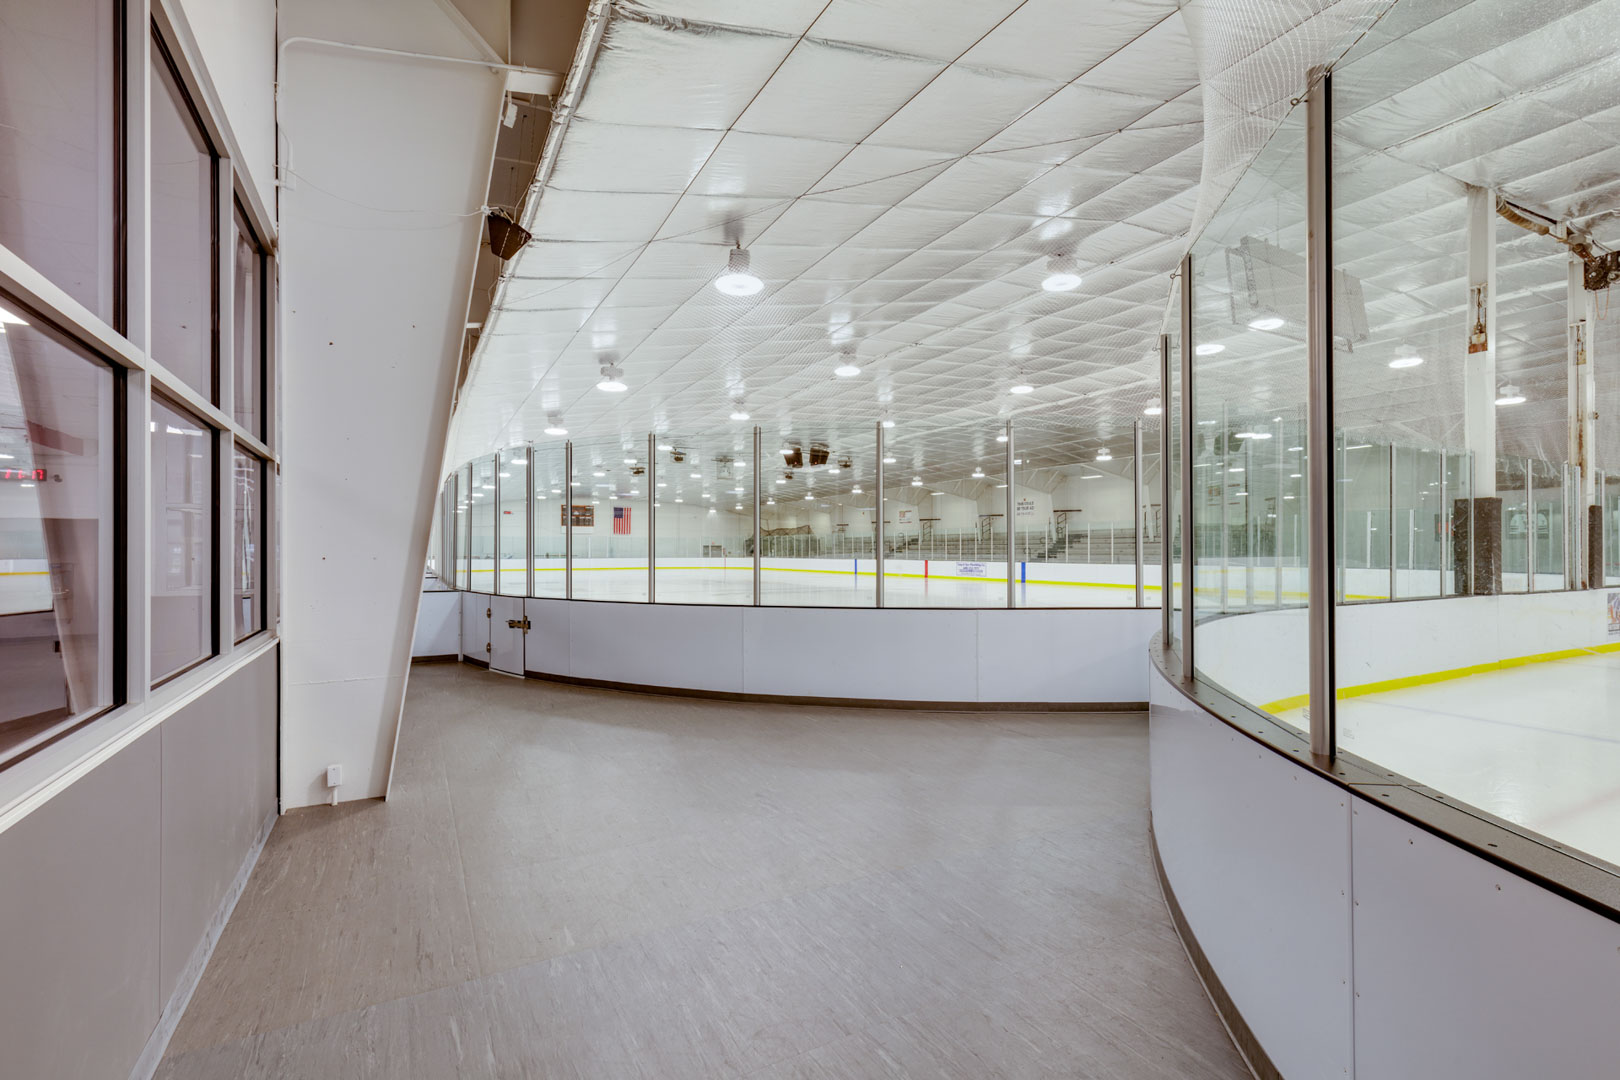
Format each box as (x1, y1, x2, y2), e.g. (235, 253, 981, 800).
(1195, 342, 1225, 356)
(1096, 450, 1112, 461)
(1495, 384, 1525, 406)
(996, 434, 1008, 443)
(1009, 383, 1034, 395)
(657, 443, 673, 452)
(596, 362, 627, 392)
(714, 244, 763, 297)
(1144, 399, 1162, 416)
(881, 419, 895, 429)
(730, 408, 750, 421)
(834, 363, 861, 378)
(1248, 315, 1285, 331)
(883, 456, 896, 464)
(1041, 255, 1082, 293)
(852, 486, 863, 494)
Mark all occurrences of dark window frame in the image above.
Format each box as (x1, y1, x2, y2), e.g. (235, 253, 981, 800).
(232, 442, 267, 644)
(149, 391, 220, 689)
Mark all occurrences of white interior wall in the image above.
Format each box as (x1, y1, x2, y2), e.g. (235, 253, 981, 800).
(173, 0, 277, 213)
(278, 0, 506, 807)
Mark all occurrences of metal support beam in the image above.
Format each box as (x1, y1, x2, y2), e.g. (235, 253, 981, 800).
(875, 422, 885, 607)
(1306, 68, 1336, 760)
(1006, 420, 1016, 609)
(1160, 334, 1173, 642)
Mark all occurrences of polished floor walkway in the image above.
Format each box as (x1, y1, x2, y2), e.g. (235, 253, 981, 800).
(157, 665, 1245, 1079)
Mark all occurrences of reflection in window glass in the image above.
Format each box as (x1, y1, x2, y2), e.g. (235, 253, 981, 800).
(233, 446, 263, 640)
(569, 437, 647, 602)
(150, 31, 216, 399)
(0, 300, 116, 764)
(232, 204, 265, 436)
(532, 443, 566, 598)
(151, 395, 213, 682)
(0, 0, 119, 323)
(762, 429, 874, 607)
(496, 446, 528, 594)
(653, 434, 753, 605)
(469, 456, 494, 593)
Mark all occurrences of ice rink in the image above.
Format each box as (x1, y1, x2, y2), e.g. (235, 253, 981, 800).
(1276, 648, 1620, 868)
(469, 564, 1155, 608)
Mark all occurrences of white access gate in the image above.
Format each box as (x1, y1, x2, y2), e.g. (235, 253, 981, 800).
(461, 591, 490, 664)
(488, 594, 528, 676)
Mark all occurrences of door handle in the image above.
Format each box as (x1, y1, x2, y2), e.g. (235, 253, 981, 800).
(506, 617, 531, 631)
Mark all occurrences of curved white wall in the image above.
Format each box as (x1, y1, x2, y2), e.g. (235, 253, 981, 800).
(1150, 661, 1620, 1078)
(450, 594, 1161, 705)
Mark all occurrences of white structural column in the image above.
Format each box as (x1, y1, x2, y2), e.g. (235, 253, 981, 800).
(1305, 69, 1336, 758)
(1569, 255, 1597, 587)
(1465, 185, 1499, 500)
(279, 0, 505, 807)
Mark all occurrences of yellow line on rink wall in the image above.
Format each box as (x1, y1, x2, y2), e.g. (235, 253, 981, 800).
(1261, 640, 1620, 714)
(467, 565, 1163, 590)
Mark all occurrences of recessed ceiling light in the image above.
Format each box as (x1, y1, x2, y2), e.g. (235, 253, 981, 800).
(1248, 316, 1285, 331)
(834, 364, 861, 378)
(1041, 255, 1082, 292)
(714, 245, 763, 297)
(1009, 383, 1034, 395)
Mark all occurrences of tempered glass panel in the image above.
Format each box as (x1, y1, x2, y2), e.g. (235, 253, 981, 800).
(0, 0, 118, 323)
(496, 446, 528, 594)
(569, 436, 647, 603)
(1016, 415, 1139, 609)
(232, 205, 265, 436)
(150, 32, 216, 399)
(880, 423, 994, 608)
(654, 433, 754, 605)
(532, 442, 566, 598)
(151, 396, 214, 682)
(468, 456, 495, 593)
(0, 303, 116, 763)
(763, 426, 874, 607)
(233, 447, 263, 640)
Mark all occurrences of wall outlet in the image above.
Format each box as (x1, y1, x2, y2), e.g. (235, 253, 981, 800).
(325, 764, 343, 788)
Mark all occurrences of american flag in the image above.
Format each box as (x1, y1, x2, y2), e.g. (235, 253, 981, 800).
(613, 506, 631, 535)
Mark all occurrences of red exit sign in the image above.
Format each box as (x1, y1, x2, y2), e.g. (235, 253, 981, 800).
(2, 469, 46, 481)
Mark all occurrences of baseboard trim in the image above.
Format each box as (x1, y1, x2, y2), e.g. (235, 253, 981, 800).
(129, 807, 277, 1080)
(1150, 825, 1279, 1080)
(520, 667, 1146, 713)
(410, 653, 459, 664)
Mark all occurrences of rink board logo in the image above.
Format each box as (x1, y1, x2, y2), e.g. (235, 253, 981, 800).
(1610, 591, 1620, 636)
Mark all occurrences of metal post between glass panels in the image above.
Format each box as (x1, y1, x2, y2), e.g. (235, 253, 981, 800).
(1388, 444, 1397, 601)
(1527, 456, 1536, 593)
(492, 454, 502, 595)
(1005, 420, 1016, 609)
(525, 442, 535, 598)
(1178, 255, 1196, 675)
(1440, 450, 1450, 596)
(875, 421, 885, 608)
(1160, 334, 1173, 640)
(1134, 419, 1144, 608)
(753, 426, 761, 606)
(564, 441, 573, 600)
(1306, 66, 1336, 759)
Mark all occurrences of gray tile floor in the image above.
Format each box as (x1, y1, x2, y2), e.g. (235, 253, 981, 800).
(157, 664, 1248, 1079)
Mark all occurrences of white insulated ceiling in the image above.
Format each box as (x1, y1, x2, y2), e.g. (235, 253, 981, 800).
(448, 0, 1204, 481)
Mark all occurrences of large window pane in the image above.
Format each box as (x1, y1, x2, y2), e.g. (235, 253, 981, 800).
(231, 203, 265, 436)
(764, 427, 874, 606)
(0, 0, 119, 323)
(1017, 416, 1140, 609)
(1188, 104, 1309, 727)
(569, 436, 646, 603)
(496, 445, 528, 594)
(150, 31, 216, 399)
(233, 445, 263, 640)
(468, 456, 494, 592)
(0, 298, 116, 764)
(654, 433, 753, 605)
(150, 395, 213, 682)
(532, 443, 565, 597)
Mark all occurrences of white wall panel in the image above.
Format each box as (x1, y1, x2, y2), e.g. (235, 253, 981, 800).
(411, 590, 461, 657)
(1351, 802, 1620, 1079)
(977, 608, 1156, 703)
(741, 607, 981, 700)
(174, 0, 277, 211)
(489, 594, 525, 675)
(461, 592, 489, 663)
(570, 602, 746, 692)
(1149, 666, 1355, 1078)
(524, 598, 572, 676)
(278, 0, 505, 807)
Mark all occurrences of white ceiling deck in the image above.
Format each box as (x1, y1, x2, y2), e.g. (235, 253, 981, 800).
(448, 0, 1205, 483)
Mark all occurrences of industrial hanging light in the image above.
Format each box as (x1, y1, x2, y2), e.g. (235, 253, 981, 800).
(1495, 383, 1525, 406)
(1041, 255, 1082, 293)
(714, 244, 764, 297)
(596, 362, 627, 393)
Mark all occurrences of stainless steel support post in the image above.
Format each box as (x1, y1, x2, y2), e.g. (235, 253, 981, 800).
(1006, 420, 1016, 608)
(1526, 456, 1536, 592)
(1440, 451, 1450, 596)
(525, 442, 535, 598)
(1179, 254, 1196, 675)
(1134, 420, 1145, 608)
(753, 426, 762, 605)
(564, 441, 574, 600)
(875, 422, 885, 607)
(1244, 434, 1255, 608)
(647, 433, 656, 604)
(1160, 334, 1173, 639)
(1220, 403, 1229, 611)
(1274, 428, 1284, 608)
(1306, 67, 1336, 759)
(492, 454, 502, 594)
